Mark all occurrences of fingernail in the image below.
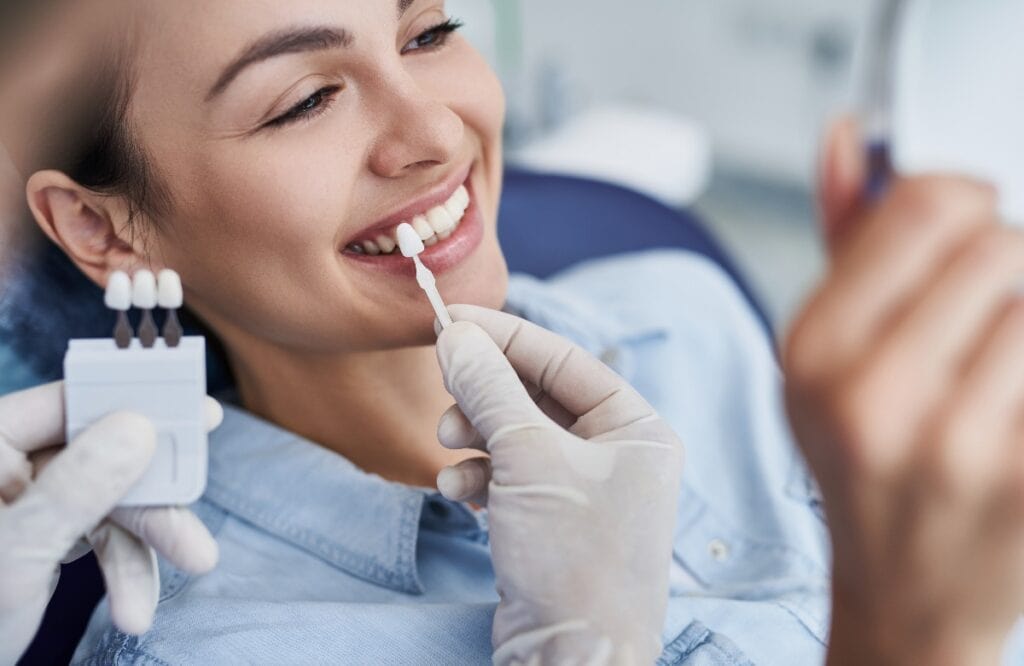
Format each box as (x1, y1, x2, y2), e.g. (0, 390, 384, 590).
(436, 410, 462, 448)
(436, 466, 465, 500)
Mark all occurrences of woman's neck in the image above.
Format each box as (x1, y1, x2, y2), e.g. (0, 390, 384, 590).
(226, 339, 472, 489)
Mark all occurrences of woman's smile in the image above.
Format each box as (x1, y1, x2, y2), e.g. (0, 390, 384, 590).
(338, 161, 485, 276)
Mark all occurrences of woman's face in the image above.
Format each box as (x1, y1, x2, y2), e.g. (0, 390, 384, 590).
(126, 0, 507, 353)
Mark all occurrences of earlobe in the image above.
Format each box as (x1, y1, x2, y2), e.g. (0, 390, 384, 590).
(25, 170, 138, 285)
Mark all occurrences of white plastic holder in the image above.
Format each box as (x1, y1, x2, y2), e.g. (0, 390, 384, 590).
(63, 336, 208, 506)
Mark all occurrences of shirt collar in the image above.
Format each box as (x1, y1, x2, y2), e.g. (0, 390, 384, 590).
(200, 269, 662, 596)
(505, 271, 669, 379)
(203, 405, 429, 595)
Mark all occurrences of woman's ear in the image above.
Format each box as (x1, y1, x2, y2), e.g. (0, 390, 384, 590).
(25, 169, 141, 286)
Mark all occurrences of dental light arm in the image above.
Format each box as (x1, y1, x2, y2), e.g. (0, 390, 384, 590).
(433, 305, 684, 666)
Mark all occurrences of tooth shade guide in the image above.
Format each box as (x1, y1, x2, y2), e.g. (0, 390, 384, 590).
(395, 222, 452, 330)
(113, 313, 133, 349)
(157, 269, 185, 348)
(397, 222, 425, 257)
(157, 269, 184, 309)
(105, 271, 135, 349)
(163, 310, 183, 348)
(132, 270, 157, 309)
(105, 271, 132, 311)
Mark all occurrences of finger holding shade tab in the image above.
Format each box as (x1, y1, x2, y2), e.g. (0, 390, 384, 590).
(132, 270, 159, 348)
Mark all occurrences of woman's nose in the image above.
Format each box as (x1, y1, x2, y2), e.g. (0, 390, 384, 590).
(367, 79, 464, 178)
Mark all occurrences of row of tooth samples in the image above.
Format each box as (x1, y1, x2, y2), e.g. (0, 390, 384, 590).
(349, 184, 470, 255)
(104, 269, 184, 349)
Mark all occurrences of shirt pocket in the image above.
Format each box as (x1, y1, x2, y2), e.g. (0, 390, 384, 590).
(673, 485, 832, 646)
(657, 621, 753, 665)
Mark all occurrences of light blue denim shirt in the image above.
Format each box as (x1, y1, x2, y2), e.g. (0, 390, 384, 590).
(72, 250, 834, 665)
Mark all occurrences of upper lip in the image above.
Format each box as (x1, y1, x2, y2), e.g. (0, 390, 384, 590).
(343, 163, 472, 246)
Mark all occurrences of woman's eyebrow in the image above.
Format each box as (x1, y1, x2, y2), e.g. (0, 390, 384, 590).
(205, 26, 353, 102)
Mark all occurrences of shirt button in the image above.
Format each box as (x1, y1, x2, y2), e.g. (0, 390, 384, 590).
(708, 539, 730, 562)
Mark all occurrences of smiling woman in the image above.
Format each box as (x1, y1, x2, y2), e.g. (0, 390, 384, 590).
(3, 0, 836, 663)
(23, 0, 509, 485)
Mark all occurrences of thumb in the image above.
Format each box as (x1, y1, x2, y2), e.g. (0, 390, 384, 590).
(436, 321, 551, 445)
(817, 116, 867, 256)
(8, 411, 156, 560)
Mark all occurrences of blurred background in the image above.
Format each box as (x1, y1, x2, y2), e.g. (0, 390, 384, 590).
(451, 0, 877, 329)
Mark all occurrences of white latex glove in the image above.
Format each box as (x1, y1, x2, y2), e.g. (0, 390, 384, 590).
(434, 305, 685, 666)
(0, 381, 223, 664)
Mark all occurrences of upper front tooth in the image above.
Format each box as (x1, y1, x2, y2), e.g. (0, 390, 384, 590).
(411, 215, 434, 240)
(426, 206, 455, 234)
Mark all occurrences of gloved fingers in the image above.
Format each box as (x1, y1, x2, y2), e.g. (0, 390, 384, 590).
(62, 537, 94, 564)
(522, 380, 578, 430)
(204, 397, 224, 432)
(89, 521, 158, 635)
(436, 456, 491, 505)
(437, 383, 576, 452)
(446, 305, 655, 433)
(0, 441, 31, 503)
(110, 506, 218, 574)
(0, 559, 57, 666)
(436, 321, 554, 444)
(5, 411, 155, 558)
(437, 404, 487, 451)
(0, 381, 65, 454)
(573, 403, 682, 444)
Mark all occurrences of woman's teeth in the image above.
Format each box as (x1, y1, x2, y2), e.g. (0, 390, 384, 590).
(346, 185, 470, 256)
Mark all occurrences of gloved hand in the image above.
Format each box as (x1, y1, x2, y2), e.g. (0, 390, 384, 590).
(434, 305, 684, 666)
(0, 381, 223, 664)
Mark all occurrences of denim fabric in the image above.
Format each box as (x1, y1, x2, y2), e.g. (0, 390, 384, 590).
(73, 250, 832, 665)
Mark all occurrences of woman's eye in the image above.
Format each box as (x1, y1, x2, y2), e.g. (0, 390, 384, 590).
(264, 85, 342, 129)
(402, 18, 464, 54)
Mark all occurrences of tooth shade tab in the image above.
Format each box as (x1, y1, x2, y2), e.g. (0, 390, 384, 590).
(397, 222, 425, 257)
(105, 271, 132, 311)
(157, 269, 184, 309)
(132, 270, 157, 309)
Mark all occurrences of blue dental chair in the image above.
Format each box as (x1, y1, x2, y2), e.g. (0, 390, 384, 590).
(11, 168, 771, 665)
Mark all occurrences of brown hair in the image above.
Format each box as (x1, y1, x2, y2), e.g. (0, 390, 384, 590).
(68, 46, 172, 228)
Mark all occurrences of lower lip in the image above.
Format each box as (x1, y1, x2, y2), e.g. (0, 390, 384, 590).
(340, 183, 484, 278)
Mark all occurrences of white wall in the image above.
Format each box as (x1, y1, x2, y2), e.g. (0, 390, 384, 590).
(492, 0, 877, 187)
